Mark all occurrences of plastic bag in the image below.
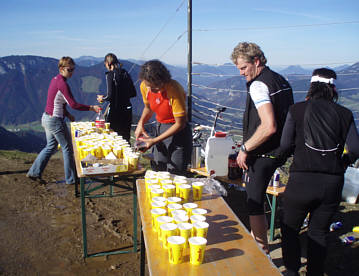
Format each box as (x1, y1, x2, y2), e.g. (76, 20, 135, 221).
(188, 176, 228, 197)
(342, 167, 359, 204)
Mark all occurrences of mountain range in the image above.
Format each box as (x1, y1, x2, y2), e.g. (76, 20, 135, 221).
(0, 55, 358, 152)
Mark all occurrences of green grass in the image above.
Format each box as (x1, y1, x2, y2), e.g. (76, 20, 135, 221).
(0, 150, 37, 160)
(4, 121, 43, 132)
(81, 76, 102, 93)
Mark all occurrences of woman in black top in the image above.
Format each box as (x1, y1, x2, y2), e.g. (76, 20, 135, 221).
(97, 53, 136, 142)
(280, 68, 359, 276)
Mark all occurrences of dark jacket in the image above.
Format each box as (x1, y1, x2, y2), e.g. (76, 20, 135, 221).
(284, 99, 356, 174)
(243, 66, 294, 157)
(104, 67, 136, 111)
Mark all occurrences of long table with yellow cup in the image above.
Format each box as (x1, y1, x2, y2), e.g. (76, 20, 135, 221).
(136, 178, 281, 276)
(70, 122, 145, 258)
(188, 166, 286, 242)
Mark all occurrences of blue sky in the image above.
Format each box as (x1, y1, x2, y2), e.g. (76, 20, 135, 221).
(0, 0, 358, 67)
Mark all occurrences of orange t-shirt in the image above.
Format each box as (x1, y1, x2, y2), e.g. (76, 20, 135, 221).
(140, 80, 187, 124)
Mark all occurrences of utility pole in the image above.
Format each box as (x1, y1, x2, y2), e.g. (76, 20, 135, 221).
(187, 0, 192, 122)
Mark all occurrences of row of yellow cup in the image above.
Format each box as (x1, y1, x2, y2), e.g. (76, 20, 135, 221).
(151, 206, 209, 265)
(145, 170, 209, 265)
(145, 171, 205, 203)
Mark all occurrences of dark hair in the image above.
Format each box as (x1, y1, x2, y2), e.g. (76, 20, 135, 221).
(104, 53, 121, 69)
(139, 60, 171, 87)
(306, 68, 338, 102)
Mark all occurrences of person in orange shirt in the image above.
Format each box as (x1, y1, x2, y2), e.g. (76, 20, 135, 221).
(135, 60, 192, 175)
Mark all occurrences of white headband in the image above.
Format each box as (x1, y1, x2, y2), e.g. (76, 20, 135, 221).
(311, 75, 335, 85)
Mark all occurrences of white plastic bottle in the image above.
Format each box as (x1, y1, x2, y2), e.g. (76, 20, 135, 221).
(273, 169, 280, 187)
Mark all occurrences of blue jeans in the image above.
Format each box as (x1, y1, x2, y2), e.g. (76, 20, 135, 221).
(27, 113, 76, 184)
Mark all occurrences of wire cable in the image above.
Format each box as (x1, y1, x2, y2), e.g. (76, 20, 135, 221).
(193, 20, 359, 32)
(128, 0, 185, 73)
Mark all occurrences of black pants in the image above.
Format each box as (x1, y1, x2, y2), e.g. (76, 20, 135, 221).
(108, 107, 132, 143)
(151, 122, 192, 176)
(281, 172, 343, 276)
(245, 156, 283, 215)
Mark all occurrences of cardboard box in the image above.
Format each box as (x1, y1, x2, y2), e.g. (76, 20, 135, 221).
(81, 159, 129, 175)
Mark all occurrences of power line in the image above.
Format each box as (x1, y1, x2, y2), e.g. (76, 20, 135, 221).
(159, 30, 187, 59)
(192, 94, 244, 111)
(192, 71, 359, 78)
(193, 20, 359, 32)
(193, 83, 359, 94)
(128, 0, 185, 73)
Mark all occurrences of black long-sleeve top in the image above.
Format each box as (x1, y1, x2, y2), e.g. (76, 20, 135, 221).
(280, 100, 359, 174)
(103, 67, 136, 110)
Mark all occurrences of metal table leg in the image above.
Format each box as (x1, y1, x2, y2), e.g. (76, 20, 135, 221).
(80, 177, 88, 258)
(269, 194, 277, 242)
(140, 227, 145, 276)
(133, 176, 138, 253)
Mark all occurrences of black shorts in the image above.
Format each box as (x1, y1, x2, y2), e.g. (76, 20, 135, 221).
(245, 157, 283, 215)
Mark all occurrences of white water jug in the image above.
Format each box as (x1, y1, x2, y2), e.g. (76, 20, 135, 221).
(205, 132, 234, 176)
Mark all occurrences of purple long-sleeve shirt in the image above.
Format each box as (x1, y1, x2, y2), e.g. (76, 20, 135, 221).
(45, 74, 90, 118)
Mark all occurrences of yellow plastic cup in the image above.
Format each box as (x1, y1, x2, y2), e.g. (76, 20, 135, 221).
(192, 181, 205, 201)
(189, 237, 207, 265)
(101, 146, 112, 157)
(192, 208, 208, 217)
(177, 222, 193, 248)
(167, 236, 186, 264)
(171, 209, 187, 219)
(193, 221, 209, 238)
(174, 179, 188, 197)
(190, 214, 206, 224)
(179, 184, 192, 203)
(167, 197, 182, 205)
(157, 171, 171, 184)
(183, 202, 198, 217)
(160, 223, 178, 249)
(128, 153, 139, 170)
(105, 122, 110, 129)
(151, 201, 167, 209)
(150, 208, 167, 230)
(151, 188, 164, 200)
(173, 214, 189, 224)
(113, 147, 122, 158)
(160, 178, 173, 187)
(147, 184, 161, 200)
(156, 216, 174, 240)
(81, 148, 92, 160)
(151, 196, 167, 206)
(167, 203, 183, 217)
(146, 179, 159, 198)
(163, 184, 176, 198)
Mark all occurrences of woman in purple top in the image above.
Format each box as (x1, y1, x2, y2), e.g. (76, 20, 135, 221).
(27, 56, 101, 185)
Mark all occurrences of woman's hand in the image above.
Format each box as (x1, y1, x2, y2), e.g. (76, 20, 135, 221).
(135, 125, 149, 140)
(138, 136, 155, 150)
(90, 105, 101, 113)
(97, 95, 104, 103)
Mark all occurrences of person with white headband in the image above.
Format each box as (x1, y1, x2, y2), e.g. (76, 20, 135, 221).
(279, 68, 359, 276)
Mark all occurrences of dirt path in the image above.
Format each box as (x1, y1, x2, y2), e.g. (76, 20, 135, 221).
(0, 152, 358, 276)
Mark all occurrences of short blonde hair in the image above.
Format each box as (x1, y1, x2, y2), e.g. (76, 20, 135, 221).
(231, 42, 267, 65)
(58, 56, 75, 69)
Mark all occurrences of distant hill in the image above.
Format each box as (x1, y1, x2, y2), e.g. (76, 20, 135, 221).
(279, 65, 312, 75)
(75, 56, 103, 67)
(0, 126, 45, 153)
